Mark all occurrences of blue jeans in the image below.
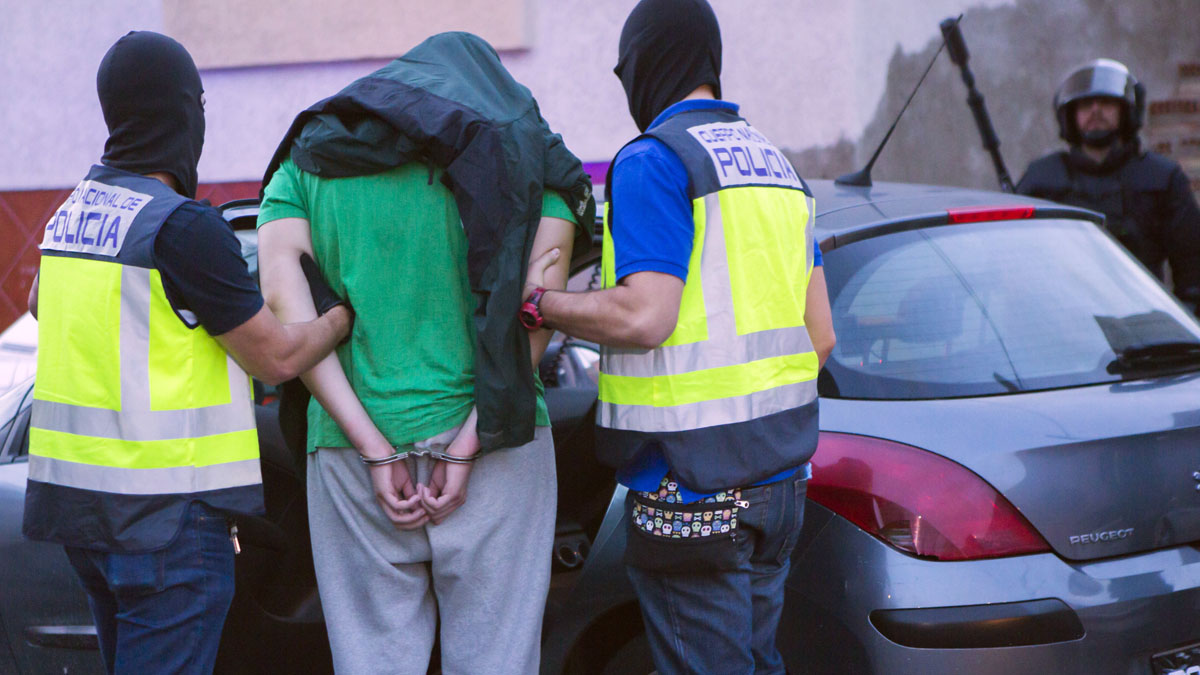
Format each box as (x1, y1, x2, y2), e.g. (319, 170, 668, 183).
(64, 502, 236, 675)
(627, 475, 807, 675)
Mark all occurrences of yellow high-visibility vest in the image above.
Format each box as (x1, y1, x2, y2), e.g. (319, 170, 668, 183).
(23, 165, 261, 552)
(596, 107, 819, 493)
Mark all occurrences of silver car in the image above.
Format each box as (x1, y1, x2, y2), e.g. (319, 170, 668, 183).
(541, 180, 1200, 675)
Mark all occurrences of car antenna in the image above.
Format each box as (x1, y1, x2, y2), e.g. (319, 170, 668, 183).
(940, 15, 1016, 192)
(835, 17, 952, 188)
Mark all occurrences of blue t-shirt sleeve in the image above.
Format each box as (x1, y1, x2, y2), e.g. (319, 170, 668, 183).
(153, 202, 264, 336)
(609, 138, 693, 282)
(813, 239, 823, 267)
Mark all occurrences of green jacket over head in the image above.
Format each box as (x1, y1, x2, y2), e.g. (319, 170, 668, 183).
(263, 31, 595, 451)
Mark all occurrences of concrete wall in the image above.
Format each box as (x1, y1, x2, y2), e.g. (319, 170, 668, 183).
(5, 0, 1197, 191)
(2, 0, 1020, 191)
(163, 0, 533, 68)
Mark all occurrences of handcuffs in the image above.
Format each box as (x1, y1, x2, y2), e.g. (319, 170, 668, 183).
(359, 447, 478, 467)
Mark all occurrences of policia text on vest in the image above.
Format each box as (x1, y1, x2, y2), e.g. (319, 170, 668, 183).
(690, 121, 803, 187)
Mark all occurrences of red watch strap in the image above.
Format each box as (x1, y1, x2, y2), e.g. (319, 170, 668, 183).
(519, 287, 548, 330)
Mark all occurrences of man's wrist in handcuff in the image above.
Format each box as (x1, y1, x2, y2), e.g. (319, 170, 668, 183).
(359, 448, 479, 466)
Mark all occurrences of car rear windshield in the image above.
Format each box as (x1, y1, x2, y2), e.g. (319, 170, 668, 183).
(820, 219, 1200, 399)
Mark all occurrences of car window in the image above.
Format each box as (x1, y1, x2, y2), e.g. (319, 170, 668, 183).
(235, 230, 259, 281)
(0, 378, 34, 462)
(820, 219, 1200, 399)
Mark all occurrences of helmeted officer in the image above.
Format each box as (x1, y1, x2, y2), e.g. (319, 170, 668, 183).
(1018, 58, 1200, 309)
(24, 31, 351, 674)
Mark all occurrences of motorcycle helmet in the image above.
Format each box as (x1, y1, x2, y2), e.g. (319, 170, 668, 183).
(1054, 58, 1145, 145)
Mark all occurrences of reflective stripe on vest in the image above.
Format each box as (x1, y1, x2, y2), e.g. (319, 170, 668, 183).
(30, 192, 260, 499)
(598, 183, 819, 434)
(29, 455, 261, 495)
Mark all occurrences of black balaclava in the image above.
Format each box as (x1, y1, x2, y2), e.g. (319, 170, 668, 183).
(615, 0, 722, 132)
(97, 31, 205, 198)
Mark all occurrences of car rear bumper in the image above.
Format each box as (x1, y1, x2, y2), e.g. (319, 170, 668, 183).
(781, 504, 1200, 674)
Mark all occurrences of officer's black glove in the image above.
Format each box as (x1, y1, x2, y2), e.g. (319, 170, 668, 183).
(300, 253, 350, 317)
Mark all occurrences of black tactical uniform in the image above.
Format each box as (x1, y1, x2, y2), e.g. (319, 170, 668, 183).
(1017, 58, 1200, 307)
(1018, 144, 1200, 304)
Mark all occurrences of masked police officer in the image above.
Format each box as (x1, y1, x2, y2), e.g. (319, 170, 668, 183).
(519, 1, 836, 672)
(1018, 59, 1200, 310)
(24, 31, 351, 674)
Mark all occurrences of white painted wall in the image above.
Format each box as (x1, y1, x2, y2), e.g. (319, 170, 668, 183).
(0, 0, 1014, 190)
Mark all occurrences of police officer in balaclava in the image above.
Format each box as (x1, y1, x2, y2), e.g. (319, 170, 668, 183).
(23, 31, 352, 674)
(526, 2, 836, 673)
(1018, 59, 1200, 311)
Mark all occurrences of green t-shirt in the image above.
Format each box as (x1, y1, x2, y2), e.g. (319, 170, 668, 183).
(258, 159, 576, 451)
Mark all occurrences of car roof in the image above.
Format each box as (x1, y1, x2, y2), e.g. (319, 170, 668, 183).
(808, 179, 1103, 250)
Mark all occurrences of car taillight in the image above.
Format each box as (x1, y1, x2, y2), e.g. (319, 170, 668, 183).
(808, 432, 1051, 561)
(946, 205, 1035, 223)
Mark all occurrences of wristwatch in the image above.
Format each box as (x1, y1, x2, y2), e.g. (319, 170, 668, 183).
(519, 287, 548, 330)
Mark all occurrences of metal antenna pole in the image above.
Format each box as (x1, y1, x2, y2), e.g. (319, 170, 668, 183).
(940, 15, 1015, 193)
(835, 37, 947, 187)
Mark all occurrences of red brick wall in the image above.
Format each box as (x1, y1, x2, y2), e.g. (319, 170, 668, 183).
(0, 180, 261, 334)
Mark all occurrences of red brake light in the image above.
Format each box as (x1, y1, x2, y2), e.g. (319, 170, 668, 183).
(946, 206, 1035, 223)
(808, 432, 1051, 561)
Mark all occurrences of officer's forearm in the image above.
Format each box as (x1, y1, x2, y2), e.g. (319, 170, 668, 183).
(540, 282, 677, 350)
(269, 307, 353, 383)
(1165, 174, 1200, 295)
(217, 305, 351, 386)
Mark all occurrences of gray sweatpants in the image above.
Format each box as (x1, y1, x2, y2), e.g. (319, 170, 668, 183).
(307, 426, 556, 675)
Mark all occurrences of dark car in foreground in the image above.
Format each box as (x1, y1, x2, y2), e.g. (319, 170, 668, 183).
(3, 181, 1200, 674)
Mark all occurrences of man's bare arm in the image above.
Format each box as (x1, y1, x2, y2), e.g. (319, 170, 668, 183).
(258, 216, 426, 528)
(526, 215, 578, 364)
(256, 217, 394, 460)
(27, 246, 343, 385)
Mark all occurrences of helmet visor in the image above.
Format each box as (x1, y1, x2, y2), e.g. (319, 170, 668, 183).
(1057, 63, 1134, 108)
